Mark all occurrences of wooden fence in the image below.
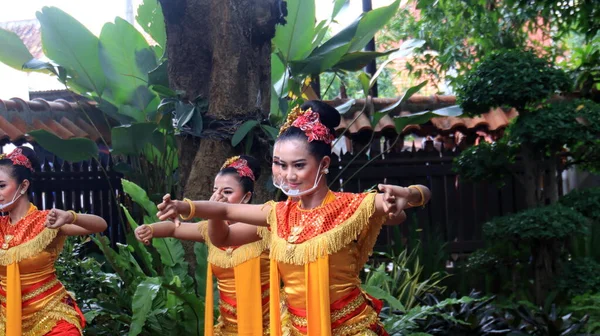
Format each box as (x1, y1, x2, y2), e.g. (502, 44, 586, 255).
(28, 153, 125, 244)
(329, 141, 530, 257)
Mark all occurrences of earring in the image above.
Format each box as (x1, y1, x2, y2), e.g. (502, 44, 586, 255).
(20, 190, 26, 195)
(323, 168, 329, 175)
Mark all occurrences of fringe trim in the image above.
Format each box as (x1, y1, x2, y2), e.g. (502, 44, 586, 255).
(269, 193, 385, 265)
(200, 221, 271, 268)
(0, 228, 58, 266)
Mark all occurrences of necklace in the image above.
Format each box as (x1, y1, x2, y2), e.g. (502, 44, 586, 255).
(1, 204, 37, 250)
(287, 191, 335, 244)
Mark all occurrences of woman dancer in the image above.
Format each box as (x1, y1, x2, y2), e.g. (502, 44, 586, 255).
(135, 155, 271, 336)
(0, 147, 107, 336)
(157, 101, 431, 335)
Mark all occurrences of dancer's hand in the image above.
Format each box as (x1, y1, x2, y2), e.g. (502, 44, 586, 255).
(157, 194, 183, 227)
(135, 224, 154, 245)
(210, 188, 228, 203)
(45, 209, 72, 229)
(378, 184, 409, 219)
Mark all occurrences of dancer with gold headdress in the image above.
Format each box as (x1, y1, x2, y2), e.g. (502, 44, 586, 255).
(135, 155, 271, 336)
(0, 147, 108, 336)
(156, 101, 431, 335)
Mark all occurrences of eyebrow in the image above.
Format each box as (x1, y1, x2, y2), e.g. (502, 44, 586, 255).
(273, 158, 307, 164)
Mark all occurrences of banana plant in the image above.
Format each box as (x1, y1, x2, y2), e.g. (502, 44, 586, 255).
(90, 179, 209, 335)
(0, 0, 178, 198)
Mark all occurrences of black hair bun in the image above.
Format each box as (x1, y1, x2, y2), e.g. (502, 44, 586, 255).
(300, 100, 341, 132)
(239, 155, 261, 180)
(16, 146, 40, 171)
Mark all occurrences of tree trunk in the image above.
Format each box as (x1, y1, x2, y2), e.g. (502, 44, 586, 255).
(521, 145, 542, 208)
(158, 0, 281, 266)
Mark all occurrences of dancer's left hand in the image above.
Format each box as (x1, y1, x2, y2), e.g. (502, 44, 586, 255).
(45, 208, 72, 229)
(378, 184, 409, 219)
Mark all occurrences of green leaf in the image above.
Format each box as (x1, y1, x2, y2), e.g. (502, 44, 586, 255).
(194, 243, 209, 297)
(121, 205, 156, 277)
(28, 130, 98, 162)
(348, 0, 400, 53)
(129, 277, 162, 336)
(332, 50, 395, 72)
(362, 284, 406, 311)
(244, 133, 255, 153)
(122, 179, 159, 216)
(232, 120, 259, 146)
(358, 72, 371, 97)
(22, 59, 60, 77)
(136, 0, 167, 52)
(37, 7, 106, 94)
(273, 0, 315, 61)
(261, 125, 279, 140)
(111, 122, 157, 155)
(148, 60, 168, 87)
(288, 19, 359, 75)
(99, 17, 157, 109)
(332, 0, 349, 19)
(393, 104, 463, 133)
(334, 99, 356, 115)
(151, 84, 178, 98)
(370, 39, 425, 87)
(378, 80, 428, 114)
(0, 28, 34, 71)
(311, 20, 329, 50)
(175, 102, 195, 129)
(270, 53, 288, 120)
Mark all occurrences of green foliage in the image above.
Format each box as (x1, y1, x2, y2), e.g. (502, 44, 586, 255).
(28, 130, 99, 162)
(363, 244, 449, 311)
(381, 0, 599, 88)
(559, 187, 600, 222)
(453, 140, 518, 185)
(569, 292, 600, 334)
(484, 204, 588, 241)
(456, 49, 571, 114)
(557, 258, 600, 298)
(65, 179, 209, 335)
(508, 99, 600, 162)
(0, 28, 35, 71)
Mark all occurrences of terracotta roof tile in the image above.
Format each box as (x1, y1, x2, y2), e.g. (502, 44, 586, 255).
(327, 95, 518, 137)
(0, 98, 112, 145)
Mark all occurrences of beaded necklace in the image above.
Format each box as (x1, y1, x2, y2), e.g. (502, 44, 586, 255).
(0, 203, 40, 250)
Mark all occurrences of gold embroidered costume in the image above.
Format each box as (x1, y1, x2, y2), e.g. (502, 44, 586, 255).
(0, 204, 84, 336)
(264, 192, 388, 336)
(199, 221, 271, 336)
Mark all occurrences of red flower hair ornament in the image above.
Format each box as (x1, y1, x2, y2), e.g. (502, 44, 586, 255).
(279, 106, 335, 144)
(0, 148, 34, 172)
(221, 156, 255, 182)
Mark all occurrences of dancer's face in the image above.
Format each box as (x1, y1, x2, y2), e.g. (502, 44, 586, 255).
(213, 173, 250, 204)
(272, 139, 328, 194)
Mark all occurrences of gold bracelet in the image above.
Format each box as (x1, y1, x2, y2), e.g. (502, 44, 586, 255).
(147, 224, 154, 235)
(68, 210, 78, 224)
(407, 185, 425, 207)
(179, 198, 196, 220)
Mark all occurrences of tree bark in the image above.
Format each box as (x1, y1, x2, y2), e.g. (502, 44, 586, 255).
(158, 0, 281, 267)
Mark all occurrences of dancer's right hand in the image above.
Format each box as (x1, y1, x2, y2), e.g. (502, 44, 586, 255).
(135, 224, 153, 245)
(210, 187, 227, 203)
(157, 194, 181, 227)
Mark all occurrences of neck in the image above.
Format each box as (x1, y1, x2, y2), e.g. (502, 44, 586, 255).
(8, 199, 31, 224)
(298, 181, 330, 209)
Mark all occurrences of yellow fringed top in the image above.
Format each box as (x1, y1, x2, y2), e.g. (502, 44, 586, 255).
(265, 192, 388, 336)
(0, 205, 83, 336)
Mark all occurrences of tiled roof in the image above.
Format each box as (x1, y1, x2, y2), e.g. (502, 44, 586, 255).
(327, 95, 517, 137)
(0, 98, 112, 145)
(0, 20, 43, 59)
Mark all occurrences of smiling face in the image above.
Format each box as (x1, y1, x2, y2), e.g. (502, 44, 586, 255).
(272, 139, 330, 193)
(213, 173, 250, 204)
(0, 166, 27, 211)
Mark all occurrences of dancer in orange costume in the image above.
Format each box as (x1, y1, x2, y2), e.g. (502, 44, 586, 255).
(157, 101, 431, 335)
(136, 155, 272, 335)
(0, 147, 108, 335)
